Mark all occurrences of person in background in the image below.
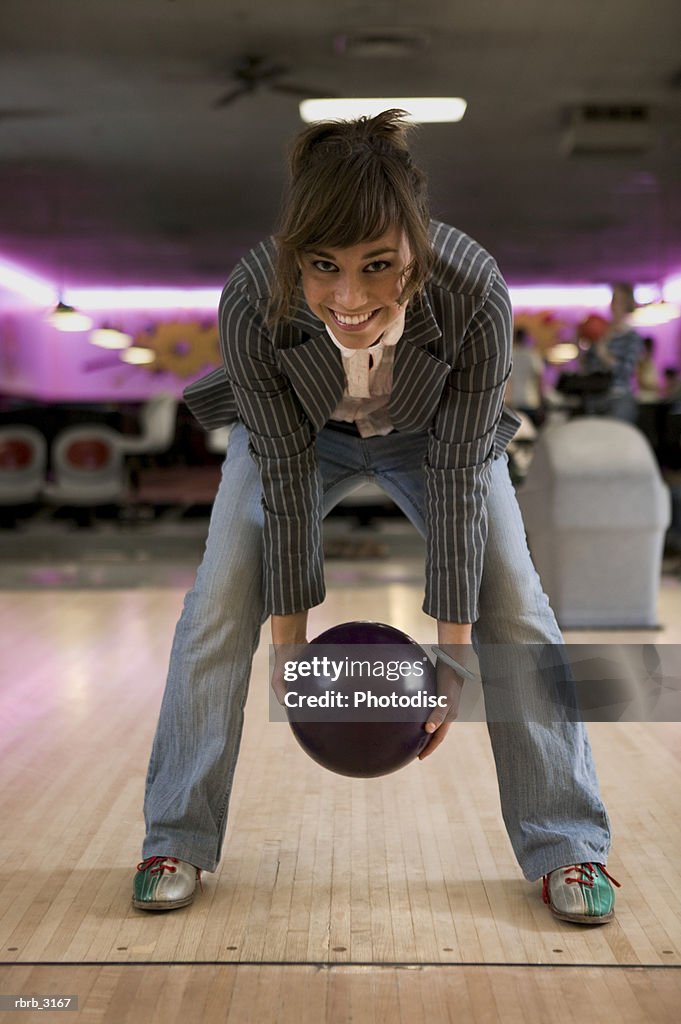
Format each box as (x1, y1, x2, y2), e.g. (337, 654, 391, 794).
(636, 337, 660, 403)
(582, 283, 643, 422)
(662, 367, 681, 404)
(506, 326, 545, 427)
(659, 367, 681, 556)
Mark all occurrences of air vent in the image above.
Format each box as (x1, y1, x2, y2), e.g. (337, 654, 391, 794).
(333, 30, 430, 58)
(561, 103, 653, 156)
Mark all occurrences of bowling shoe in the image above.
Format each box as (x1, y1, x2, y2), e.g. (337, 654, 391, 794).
(542, 862, 620, 924)
(132, 856, 202, 910)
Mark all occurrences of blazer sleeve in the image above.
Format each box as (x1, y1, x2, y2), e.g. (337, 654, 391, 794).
(423, 268, 513, 622)
(219, 272, 325, 615)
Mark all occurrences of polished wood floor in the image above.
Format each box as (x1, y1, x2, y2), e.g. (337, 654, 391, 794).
(1, 521, 680, 1022)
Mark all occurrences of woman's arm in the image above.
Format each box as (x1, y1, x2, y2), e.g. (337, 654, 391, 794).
(423, 268, 514, 624)
(219, 271, 325, 618)
(418, 268, 514, 758)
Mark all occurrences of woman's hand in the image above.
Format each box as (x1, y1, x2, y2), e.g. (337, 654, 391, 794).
(419, 623, 473, 760)
(271, 611, 309, 704)
(418, 656, 463, 758)
(270, 644, 304, 705)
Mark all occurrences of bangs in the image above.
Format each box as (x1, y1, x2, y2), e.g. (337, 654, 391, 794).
(284, 154, 406, 252)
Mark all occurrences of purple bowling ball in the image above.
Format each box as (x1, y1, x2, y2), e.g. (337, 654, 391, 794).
(285, 621, 439, 778)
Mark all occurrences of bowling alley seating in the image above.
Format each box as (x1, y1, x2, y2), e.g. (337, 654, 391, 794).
(0, 426, 48, 517)
(117, 391, 178, 458)
(112, 391, 179, 500)
(42, 425, 129, 515)
(517, 417, 671, 628)
(205, 425, 233, 455)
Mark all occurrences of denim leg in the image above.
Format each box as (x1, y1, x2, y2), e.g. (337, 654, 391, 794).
(476, 457, 611, 881)
(354, 437, 611, 881)
(143, 425, 373, 871)
(142, 424, 266, 871)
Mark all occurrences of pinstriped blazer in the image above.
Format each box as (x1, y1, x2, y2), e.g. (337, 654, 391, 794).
(184, 220, 520, 623)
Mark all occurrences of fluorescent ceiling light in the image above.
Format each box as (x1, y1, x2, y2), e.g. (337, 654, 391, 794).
(299, 97, 467, 124)
(0, 259, 55, 305)
(66, 287, 221, 311)
(662, 274, 681, 304)
(633, 283, 660, 305)
(508, 285, 613, 309)
(3, 250, 679, 316)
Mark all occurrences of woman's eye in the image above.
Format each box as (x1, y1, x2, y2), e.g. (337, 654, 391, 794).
(312, 260, 337, 272)
(365, 260, 390, 272)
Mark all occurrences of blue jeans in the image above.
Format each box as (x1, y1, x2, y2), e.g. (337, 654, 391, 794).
(143, 423, 611, 881)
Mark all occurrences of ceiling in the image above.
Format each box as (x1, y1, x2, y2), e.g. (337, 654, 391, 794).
(1, 0, 680, 293)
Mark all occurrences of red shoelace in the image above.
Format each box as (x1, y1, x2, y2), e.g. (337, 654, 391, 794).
(542, 862, 621, 905)
(137, 855, 203, 891)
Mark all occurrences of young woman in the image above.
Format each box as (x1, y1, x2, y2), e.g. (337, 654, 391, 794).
(133, 110, 618, 924)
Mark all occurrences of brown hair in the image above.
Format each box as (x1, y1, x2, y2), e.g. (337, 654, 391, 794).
(269, 109, 433, 324)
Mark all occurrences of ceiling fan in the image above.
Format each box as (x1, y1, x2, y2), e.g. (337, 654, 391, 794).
(211, 54, 330, 108)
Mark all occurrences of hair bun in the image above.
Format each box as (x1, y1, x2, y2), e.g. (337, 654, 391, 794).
(288, 108, 413, 178)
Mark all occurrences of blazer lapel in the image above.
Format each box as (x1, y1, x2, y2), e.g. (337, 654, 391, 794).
(277, 334, 346, 431)
(389, 342, 451, 431)
(388, 290, 450, 431)
(403, 289, 443, 348)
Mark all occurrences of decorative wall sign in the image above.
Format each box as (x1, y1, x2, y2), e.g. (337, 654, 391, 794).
(131, 320, 220, 377)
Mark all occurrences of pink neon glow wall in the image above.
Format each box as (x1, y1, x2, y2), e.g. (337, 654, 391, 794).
(1, 299, 680, 403)
(0, 306, 219, 401)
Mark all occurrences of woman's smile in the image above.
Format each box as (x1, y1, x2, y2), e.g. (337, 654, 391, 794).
(329, 307, 381, 332)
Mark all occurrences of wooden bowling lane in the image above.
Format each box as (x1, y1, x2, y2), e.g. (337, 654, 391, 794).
(1, 962, 680, 1023)
(1, 545, 680, 1022)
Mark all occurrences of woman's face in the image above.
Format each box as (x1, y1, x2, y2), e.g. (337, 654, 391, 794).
(298, 226, 412, 349)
